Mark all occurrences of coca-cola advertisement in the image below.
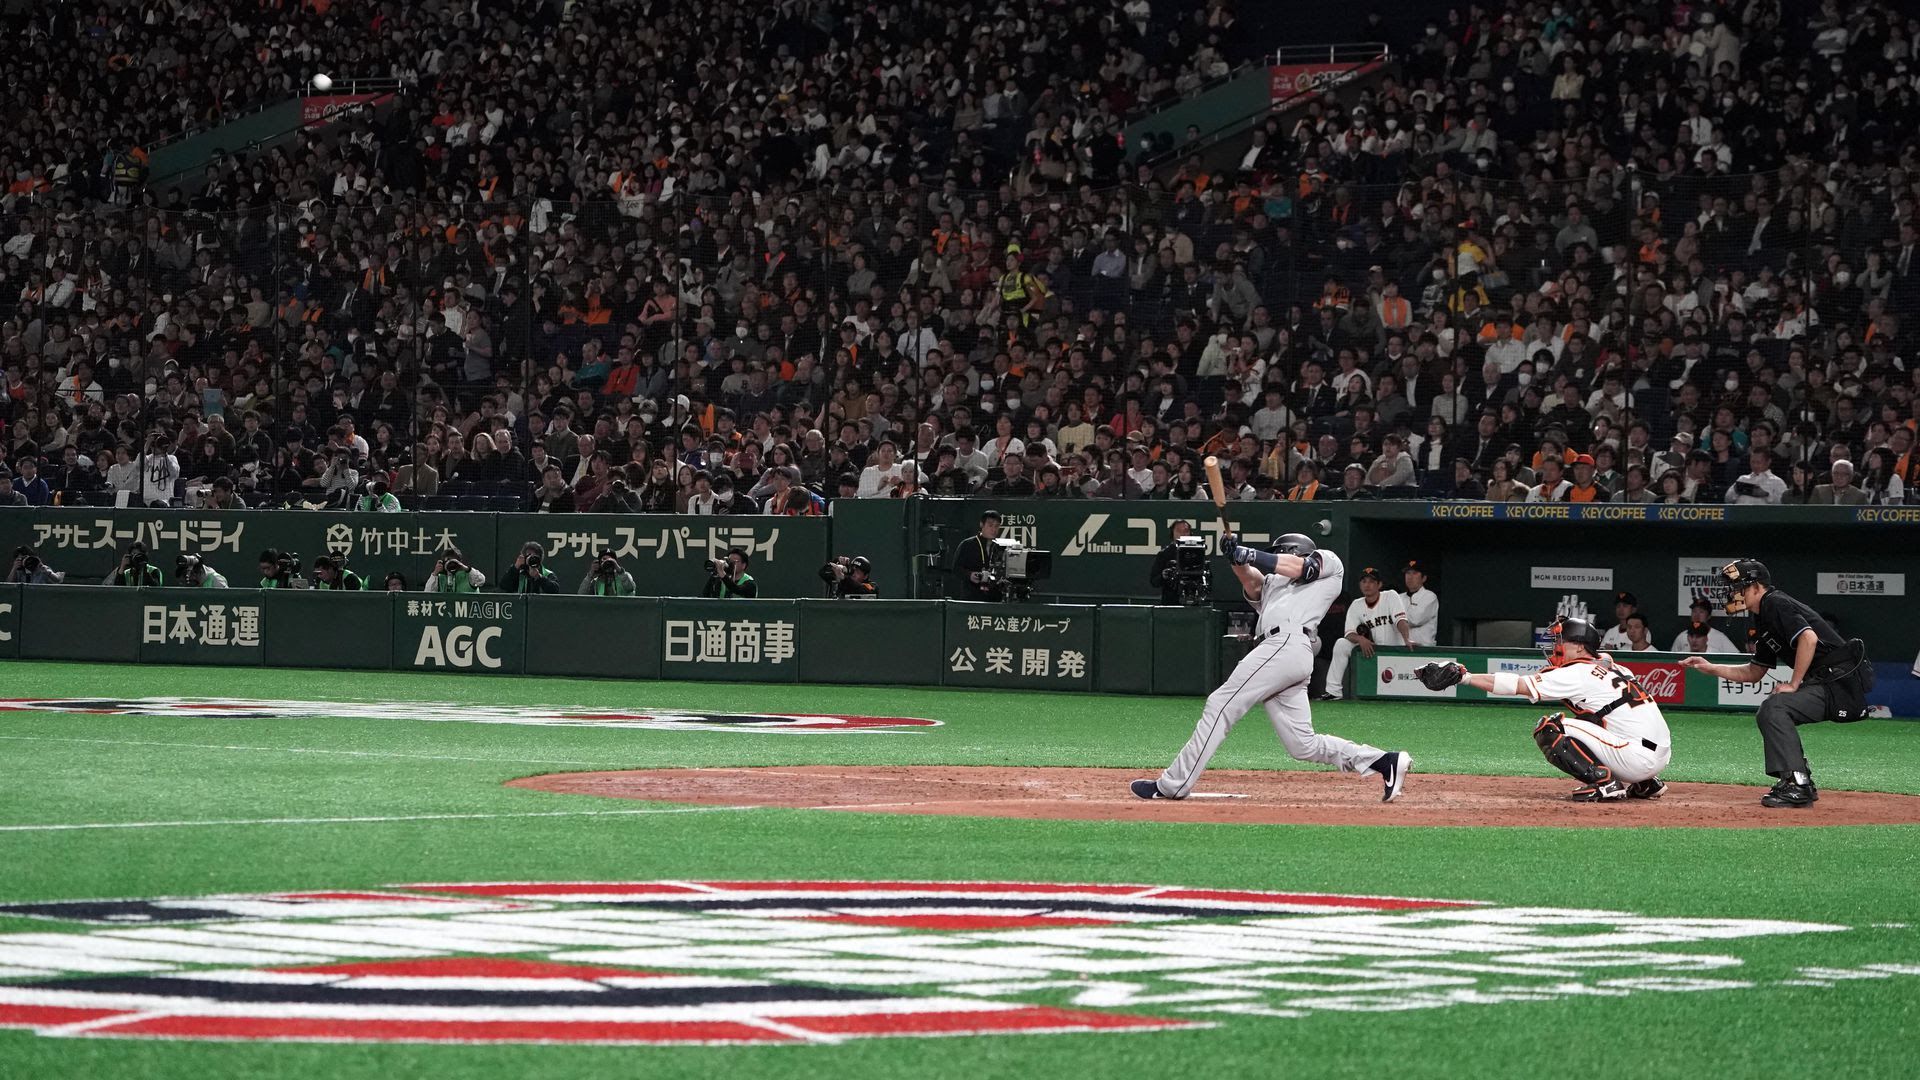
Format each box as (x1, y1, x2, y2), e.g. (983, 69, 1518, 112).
(1267, 61, 1383, 104)
(301, 93, 395, 128)
(1619, 661, 1687, 705)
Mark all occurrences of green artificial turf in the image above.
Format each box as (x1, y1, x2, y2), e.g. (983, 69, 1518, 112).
(0, 661, 1916, 1080)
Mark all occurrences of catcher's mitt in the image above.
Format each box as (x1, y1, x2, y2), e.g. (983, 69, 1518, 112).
(1414, 661, 1467, 692)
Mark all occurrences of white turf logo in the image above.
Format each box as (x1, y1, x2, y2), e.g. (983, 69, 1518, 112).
(0, 880, 1895, 1046)
(0, 698, 941, 734)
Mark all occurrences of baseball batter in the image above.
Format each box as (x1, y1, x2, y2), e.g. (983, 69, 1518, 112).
(1415, 618, 1671, 801)
(1322, 566, 1410, 699)
(1131, 533, 1412, 803)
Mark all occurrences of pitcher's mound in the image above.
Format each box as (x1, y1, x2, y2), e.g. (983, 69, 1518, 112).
(508, 766, 1920, 829)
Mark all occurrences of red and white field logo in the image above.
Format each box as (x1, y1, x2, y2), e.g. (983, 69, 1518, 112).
(0, 699, 939, 734)
(0, 881, 1864, 1046)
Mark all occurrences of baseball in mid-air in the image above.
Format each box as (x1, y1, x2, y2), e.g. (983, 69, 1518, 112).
(311, 73, 333, 91)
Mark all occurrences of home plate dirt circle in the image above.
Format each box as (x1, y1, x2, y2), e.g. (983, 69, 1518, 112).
(508, 766, 1920, 829)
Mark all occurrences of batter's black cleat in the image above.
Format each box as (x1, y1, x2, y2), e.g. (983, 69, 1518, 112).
(1761, 779, 1818, 808)
(1568, 780, 1627, 802)
(1130, 779, 1173, 800)
(1626, 778, 1668, 800)
(1374, 751, 1412, 803)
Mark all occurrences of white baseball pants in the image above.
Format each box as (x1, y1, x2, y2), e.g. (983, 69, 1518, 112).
(1325, 635, 1361, 697)
(1562, 716, 1671, 783)
(1155, 632, 1386, 798)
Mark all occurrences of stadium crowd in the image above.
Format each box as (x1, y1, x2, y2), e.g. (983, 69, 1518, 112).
(0, 0, 1917, 515)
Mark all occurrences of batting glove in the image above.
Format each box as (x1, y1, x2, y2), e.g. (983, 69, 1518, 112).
(1230, 544, 1259, 566)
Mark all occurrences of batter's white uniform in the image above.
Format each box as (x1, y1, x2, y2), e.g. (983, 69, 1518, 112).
(1401, 587, 1439, 646)
(1518, 656, 1673, 782)
(1153, 549, 1387, 798)
(1325, 590, 1408, 697)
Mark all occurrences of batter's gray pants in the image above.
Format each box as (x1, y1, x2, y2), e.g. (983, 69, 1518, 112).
(1155, 632, 1386, 798)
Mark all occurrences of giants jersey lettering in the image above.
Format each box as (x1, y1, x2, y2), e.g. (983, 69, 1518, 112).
(1344, 591, 1407, 645)
(1521, 656, 1672, 746)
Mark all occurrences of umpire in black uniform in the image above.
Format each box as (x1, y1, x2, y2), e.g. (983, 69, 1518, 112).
(1681, 559, 1874, 808)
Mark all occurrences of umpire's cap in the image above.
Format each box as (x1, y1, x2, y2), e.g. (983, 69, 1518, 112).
(1271, 533, 1317, 556)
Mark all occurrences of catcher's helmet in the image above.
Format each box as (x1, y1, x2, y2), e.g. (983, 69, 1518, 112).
(1271, 532, 1317, 556)
(1544, 616, 1603, 666)
(1714, 558, 1771, 614)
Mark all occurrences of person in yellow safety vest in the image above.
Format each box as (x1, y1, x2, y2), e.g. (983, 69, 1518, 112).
(998, 251, 1047, 326)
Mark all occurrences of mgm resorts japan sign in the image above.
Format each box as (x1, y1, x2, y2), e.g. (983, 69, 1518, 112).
(0, 880, 1879, 1046)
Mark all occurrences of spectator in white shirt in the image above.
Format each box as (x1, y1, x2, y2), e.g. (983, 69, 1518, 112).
(949, 427, 991, 486)
(1725, 448, 1787, 504)
(104, 445, 140, 496)
(857, 439, 908, 498)
(1250, 388, 1293, 442)
(896, 313, 939, 366)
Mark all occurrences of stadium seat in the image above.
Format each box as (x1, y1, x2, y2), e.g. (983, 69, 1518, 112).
(423, 496, 456, 511)
(455, 496, 489, 511)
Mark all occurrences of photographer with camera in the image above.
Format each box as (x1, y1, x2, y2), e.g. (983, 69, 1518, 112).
(1150, 519, 1198, 605)
(138, 433, 181, 507)
(701, 546, 758, 599)
(256, 548, 308, 589)
(425, 547, 488, 592)
(355, 478, 402, 513)
(588, 467, 643, 513)
(502, 541, 561, 594)
(108, 542, 164, 587)
(8, 545, 65, 584)
(579, 549, 637, 596)
(951, 509, 1006, 601)
(174, 554, 229, 589)
(821, 555, 878, 598)
(312, 555, 367, 590)
(308, 446, 360, 508)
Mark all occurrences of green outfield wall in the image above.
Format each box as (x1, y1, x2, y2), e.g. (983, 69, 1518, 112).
(2, 503, 1915, 669)
(0, 586, 1218, 697)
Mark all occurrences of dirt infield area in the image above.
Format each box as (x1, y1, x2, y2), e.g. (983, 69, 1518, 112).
(509, 766, 1920, 829)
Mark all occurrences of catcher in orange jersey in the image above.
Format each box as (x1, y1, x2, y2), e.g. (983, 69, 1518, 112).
(1414, 618, 1672, 802)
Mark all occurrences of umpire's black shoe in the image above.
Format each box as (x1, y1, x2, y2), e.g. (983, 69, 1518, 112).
(1761, 779, 1818, 808)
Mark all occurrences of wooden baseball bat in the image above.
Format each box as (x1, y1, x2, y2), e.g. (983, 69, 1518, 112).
(1202, 455, 1236, 544)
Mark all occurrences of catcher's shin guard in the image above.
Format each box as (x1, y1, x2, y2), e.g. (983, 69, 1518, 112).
(1532, 713, 1612, 785)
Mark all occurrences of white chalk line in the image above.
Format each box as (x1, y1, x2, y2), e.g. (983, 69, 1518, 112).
(0, 806, 761, 834)
(0, 734, 652, 768)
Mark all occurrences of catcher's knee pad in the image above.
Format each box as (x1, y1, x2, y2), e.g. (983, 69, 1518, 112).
(1533, 714, 1611, 784)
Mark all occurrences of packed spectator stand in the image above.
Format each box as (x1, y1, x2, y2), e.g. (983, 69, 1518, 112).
(1, 0, 1917, 516)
